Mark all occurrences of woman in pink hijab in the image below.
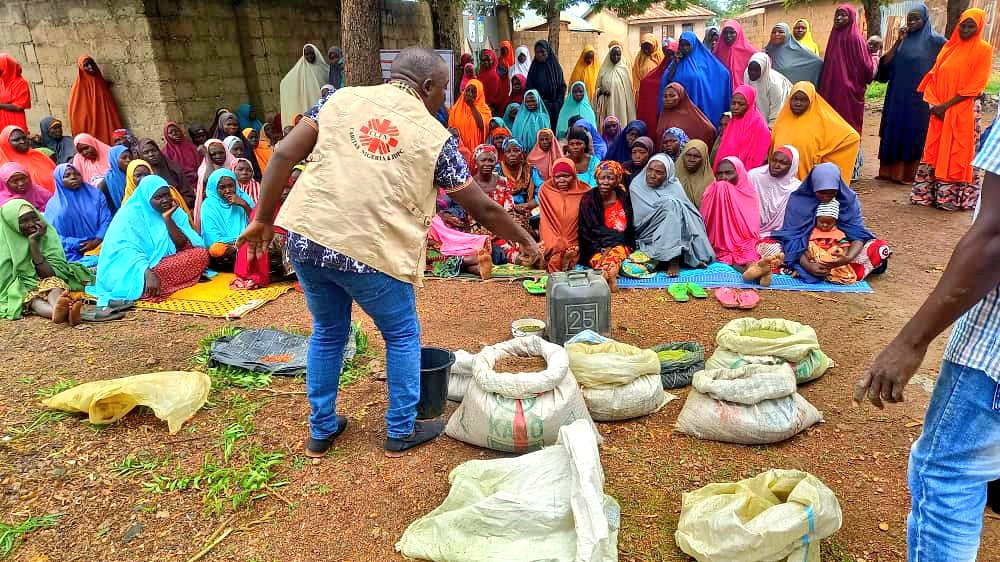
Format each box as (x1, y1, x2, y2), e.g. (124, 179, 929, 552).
(701, 156, 761, 266)
(194, 138, 236, 228)
(713, 85, 772, 169)
(713, 20, 760, 88)
(818, 4, 875, 132)
(0, 162, 51, 211)
(71, 133, 112, 185)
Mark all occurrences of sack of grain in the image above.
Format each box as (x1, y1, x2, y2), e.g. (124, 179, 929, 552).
(446, 350, 476, 402)
(566, 340, 672, 422)
(674, 364, 823, 445)
(445, 336, 597, 453)
(705, 318, 833, 384)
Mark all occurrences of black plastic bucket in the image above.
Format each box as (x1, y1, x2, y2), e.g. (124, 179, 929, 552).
(417, 347, 455, 419)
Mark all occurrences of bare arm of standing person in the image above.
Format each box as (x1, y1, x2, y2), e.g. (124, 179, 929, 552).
(854, 173, 1000, 407)
(237, 123, 317, 259)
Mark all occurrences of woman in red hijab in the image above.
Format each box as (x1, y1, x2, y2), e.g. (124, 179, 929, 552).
(0, 55, 30, 131)
(713, 20, 760, 88)
(0, 126, 56, 192)
(636, 40, 676, 134)
(69, 56, 123, 146)
(479, 49, 508, 114)
(818, 5, 876, 133)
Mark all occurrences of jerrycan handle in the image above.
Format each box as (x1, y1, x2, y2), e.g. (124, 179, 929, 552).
(567, 270, 590, 287)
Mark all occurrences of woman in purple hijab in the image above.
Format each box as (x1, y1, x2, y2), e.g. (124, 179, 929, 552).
(818, 4, 875, 133)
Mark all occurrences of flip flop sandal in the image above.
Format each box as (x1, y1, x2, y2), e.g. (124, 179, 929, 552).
(667, 283, 690, 302)
(686, 283, 708, 299)
(714, 287, 741, 308)
(735, 289, 761, 310)
(522, 275, 548, 296)
(106, 300, 135, 313)
(80, 307, 126, 323)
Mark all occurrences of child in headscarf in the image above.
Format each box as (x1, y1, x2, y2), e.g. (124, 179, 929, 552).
(805, 199, 858, 284)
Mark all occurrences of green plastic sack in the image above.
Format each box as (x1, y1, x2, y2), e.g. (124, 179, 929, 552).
(653, 341, 705, 389)
(42, 371, 211, 434)
(396, 420, 620, 562)
(706, 318, 833, 384)
(675, 469, 843, 562)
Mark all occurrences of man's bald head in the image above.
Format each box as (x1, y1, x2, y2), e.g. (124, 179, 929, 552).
(391, 47, 449, 114)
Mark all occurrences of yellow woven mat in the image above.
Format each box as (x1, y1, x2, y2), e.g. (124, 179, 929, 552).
(131, 273, 294, 318)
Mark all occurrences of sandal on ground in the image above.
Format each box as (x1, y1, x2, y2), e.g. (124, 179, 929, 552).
(736, 289, 760, 310)
(305, 415, 348, 458)
(106, 299, 135, 313)
(384, 419, 445, 458)
(80, 307, 126, 323)
(522, 275, 548, 296)
(686, 283, 707, 299)
(715, 287, 740, 308)
(667, 282, 689, 302)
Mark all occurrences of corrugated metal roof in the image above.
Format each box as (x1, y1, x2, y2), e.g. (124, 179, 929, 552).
(627, 3, 717, 23)
(516, 9, 602, 32)
(748, 0, 785, 8)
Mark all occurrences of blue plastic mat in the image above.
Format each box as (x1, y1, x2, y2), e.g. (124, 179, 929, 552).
(615, 262, 873, 293)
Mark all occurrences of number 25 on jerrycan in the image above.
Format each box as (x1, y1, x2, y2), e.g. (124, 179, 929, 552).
(546, 270, 611, 345)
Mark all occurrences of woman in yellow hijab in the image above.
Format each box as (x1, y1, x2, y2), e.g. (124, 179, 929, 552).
(632, 33, 664, 92)
(770, 81, 860, 183)
(122, 159, 193, 219)
(793, 19, 821, 55)
(568, 45, 599, 100)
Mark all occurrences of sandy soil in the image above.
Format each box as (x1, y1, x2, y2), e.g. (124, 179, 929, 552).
(1, 113, 998, 562)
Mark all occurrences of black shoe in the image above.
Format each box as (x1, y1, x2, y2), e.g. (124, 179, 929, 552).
(384, 419, 445, 457)
(305, 415, 348, 458)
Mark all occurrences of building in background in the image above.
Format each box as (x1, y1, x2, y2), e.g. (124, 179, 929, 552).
(514, 10, 603, 78)
(583, 3, 716, 57)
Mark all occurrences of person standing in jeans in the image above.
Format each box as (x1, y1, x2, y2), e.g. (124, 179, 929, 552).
(855, 122, 1000, 560)
(239, 48, 539, 459)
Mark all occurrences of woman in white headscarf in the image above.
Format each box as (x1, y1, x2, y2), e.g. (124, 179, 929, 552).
(279, 44, 330, 124)
(744, 52, 792, 127)
(594, 41, 635, 126)
(747, 144, 800, 236)
(511, 45, 532, 85)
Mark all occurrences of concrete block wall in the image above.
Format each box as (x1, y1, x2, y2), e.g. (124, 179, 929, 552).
(0, 0, 436, 141)
(760, 1, 868, 53)
(513, 27, 603, 81)
(0, 0, 166, 138)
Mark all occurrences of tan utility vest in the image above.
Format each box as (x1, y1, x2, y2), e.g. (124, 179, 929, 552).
(276, 83, 450, 286)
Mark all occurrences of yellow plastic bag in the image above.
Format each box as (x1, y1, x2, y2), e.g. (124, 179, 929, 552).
(675, 469, 842, 562)
(42, 371, 211, 434)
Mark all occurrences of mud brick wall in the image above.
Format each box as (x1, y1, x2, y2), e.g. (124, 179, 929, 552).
(514, 25, 603, 81)
(759, 1, 869, 54)
(0, 0, 431, 141)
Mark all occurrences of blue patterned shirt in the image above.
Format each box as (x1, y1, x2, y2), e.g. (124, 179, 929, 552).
(942, 125, 1000, 381)
(286, 85, 471, 273)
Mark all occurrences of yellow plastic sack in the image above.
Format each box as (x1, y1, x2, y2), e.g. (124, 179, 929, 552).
(706, 318, 833, 384)
(675, 469, 842, 562)
(42, 371, 211, 434)
(566, 341, 661, 388)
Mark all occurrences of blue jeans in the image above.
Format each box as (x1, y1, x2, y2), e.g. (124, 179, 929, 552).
(293, 261, 421, 440)
(908, 360, 1000, 561)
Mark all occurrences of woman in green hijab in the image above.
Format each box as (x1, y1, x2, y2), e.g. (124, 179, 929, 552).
(0, 199, 93, 321)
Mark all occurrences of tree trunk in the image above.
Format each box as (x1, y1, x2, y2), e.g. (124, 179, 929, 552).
(496, 4, 514, 40)
(862, 0, 882, 39)
(546, 7, 561, 57)
(342, 0, 383, 86)
(430, 0, 464, 100)
(946, 0, 971, 37)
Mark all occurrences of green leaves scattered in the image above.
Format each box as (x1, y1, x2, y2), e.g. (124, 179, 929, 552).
(35, 379, 78, 398)
(111, 454, 171, 479)
(0, 513, 63, 558)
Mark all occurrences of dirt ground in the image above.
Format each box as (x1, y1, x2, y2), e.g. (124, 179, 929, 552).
(3, 113, 1000, 562)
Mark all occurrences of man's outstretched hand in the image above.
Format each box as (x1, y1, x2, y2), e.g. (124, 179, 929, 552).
(854, 337, 927, 408)
(237, 220, 274, 261)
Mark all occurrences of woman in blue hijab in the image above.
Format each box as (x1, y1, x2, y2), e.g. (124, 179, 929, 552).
(556, 81, 597, 138)
(503, 102, 520, 129)
(96, 145, 131, 214)
(87, 175, 208, 306)
(511, 90, 551, 151)
(874, 4, 946, 184)
(44, 163, 111, 265)
(236, 103, 264, 132)
(771, 162, 890, 283)
(660, 32, 731, 127)
(606, 120, 648, 165)
(200, 168, 254, 272)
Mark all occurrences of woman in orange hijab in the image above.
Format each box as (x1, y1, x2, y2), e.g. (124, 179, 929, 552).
(538, 157, 590, 272)
(632, 33, 664, 93)
(69, 56, 123, 146)
(912, 8, 993, 211)
(0, 55, 30, 131)
(449, 79, 493, 153)
(0, 126, 56, 192)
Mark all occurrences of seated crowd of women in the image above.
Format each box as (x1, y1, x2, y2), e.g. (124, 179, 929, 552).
(0, 109, 297, 322)
(460, 5, 991, 213)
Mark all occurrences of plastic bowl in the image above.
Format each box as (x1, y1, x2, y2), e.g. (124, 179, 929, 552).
(511, 318, 546, 338)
